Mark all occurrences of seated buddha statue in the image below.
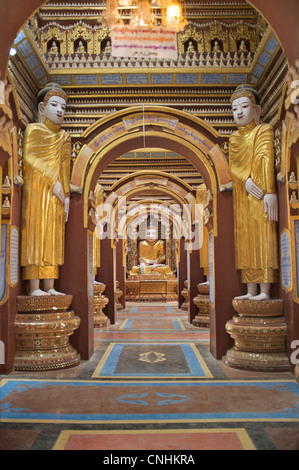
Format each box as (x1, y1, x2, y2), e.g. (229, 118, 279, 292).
(49, 41, 59, 54)
(238, 40, 248, 53)
(212, 40, 222, 53)
(76, 41, 86, 53)
(186, 41, 195, 54)
(130, 225, 172, 275)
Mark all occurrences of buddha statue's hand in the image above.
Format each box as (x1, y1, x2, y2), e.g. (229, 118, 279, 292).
(263, 193, 278, 221)
(64, 197, 70, 222)
(53, 180, 65, 204)
(245, 178, 264, 200)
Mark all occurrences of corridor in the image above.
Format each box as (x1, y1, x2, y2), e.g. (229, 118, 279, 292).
(1, 302, 299, 451)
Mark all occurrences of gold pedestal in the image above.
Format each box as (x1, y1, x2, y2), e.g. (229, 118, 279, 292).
(192, 283, 210, 328)
(116, 281, 123, 310)
(223, 299, 290, 371)
(126, 274, 177, 301)
(94, 283, 110, 328)
(181, 280, 189, 311)
(14, 295, 80, 371)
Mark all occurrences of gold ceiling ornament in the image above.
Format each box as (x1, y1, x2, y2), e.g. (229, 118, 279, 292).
(99, 0, 187, 31)
(101, 0, 123, 26)
(161, 0, 188, 31)
(130, 0, 156, 27)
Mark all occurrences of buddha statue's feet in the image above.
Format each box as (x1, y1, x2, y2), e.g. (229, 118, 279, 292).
(46, 288, 65, 296)
(30, 289, 50, 296)
(249, 293, 270, 301)
(234, 293, 254, 300)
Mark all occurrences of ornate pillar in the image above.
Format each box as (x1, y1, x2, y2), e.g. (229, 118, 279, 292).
(99, 235, 116, 325)
(59, 195, 94, 361)
(209, 191, 241, 359)
(188, 224, 204, 324)
(181, 280, 189, 311)
(178, 237, 187, 309)
(116, 239, 126, 309)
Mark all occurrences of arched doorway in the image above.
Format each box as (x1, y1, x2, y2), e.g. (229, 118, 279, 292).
(57, 105, 238, 362)
(1, 0, 299, 376)
(97, 170, 198, 306)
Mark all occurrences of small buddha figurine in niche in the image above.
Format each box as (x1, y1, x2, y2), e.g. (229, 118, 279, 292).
(229, 84, 278, 301)
(212, 40, 222, 53)
(290, 191, 298, 203)
(238, 40, 248, 53)
(103, 40, 112, 54)
(186, 41, 195, 54)
(49, 41, 59, 54)
(3, 175, 10, 188)
(2, 196, 10, 208)
(21, 82, 71, 296)
(130, 223, 172, 275)
(76, 40, 86, 53)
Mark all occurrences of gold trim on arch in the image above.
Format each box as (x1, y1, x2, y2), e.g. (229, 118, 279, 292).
(109, 170, 194, 195)
(71, 106, 225, 189)
(83, 130, 218, 235)
(84, 131, 215, 201)
(114, 186, 189, 208)
(81, 105, 220, 139)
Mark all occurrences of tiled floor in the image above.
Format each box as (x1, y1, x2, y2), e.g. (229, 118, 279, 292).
(1, 301, 299, 451)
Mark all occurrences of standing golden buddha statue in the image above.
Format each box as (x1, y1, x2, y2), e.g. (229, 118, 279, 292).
(21, 83, 71, 296)
(196, 183, 209, 285)
(229, 84, 278, 301)
(93, 182, 103, 281)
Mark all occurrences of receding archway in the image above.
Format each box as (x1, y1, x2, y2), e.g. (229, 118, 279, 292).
(71, 106, 231, 239)
(58, 105, 239, 362)
(100, 172, 199, 306)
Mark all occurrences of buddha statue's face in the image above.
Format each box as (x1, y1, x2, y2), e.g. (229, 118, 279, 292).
(146, 227, 158, 243)
(39, 95, 67, 126)
(231, 96, 261, 127)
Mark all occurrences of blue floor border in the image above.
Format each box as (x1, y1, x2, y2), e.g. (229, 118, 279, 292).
(1, 379, 299, 423)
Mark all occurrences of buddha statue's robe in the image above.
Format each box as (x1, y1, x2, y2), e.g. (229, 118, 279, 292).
(229, 120, 278, 283)
(130, 239, 172, 274)
(21, 119, 71, 280)
(93, 184, 103, 276)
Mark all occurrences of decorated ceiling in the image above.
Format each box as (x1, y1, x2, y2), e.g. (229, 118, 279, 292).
(7, 0, 288, 197)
